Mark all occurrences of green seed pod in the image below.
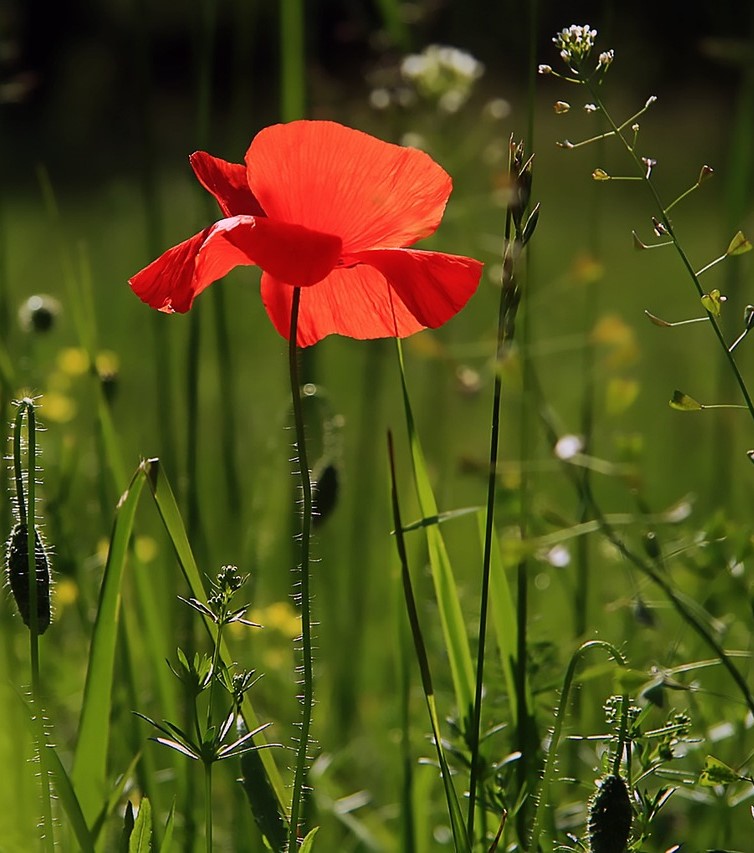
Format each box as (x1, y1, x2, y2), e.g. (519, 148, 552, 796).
(6, 523, 52, 634)
(588, 774, 632, 853)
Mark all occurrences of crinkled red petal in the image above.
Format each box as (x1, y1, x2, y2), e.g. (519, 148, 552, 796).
(260, 246, 481, 347)
(261, 267, 426, 346)
(190, 151, 265, 217)
(343, 247, 484, 328)
(129, 217, 343, 314)
(246, 121, 452, 254)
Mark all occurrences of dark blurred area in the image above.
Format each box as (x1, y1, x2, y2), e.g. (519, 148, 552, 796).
(1, 0, 752, 186)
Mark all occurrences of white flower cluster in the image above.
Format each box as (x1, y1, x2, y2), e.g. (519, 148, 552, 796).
(553, 24, 598, 68)
(400, 45, 484, 113)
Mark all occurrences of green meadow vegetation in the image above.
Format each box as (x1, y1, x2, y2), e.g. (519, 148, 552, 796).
(2, 4, 754, 852)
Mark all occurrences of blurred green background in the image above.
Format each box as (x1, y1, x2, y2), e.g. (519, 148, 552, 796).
(2, 1, 754, 850)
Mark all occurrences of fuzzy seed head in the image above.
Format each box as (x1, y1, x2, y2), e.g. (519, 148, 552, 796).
(5, 523, 52, 634)
(588, 774, 632, 853)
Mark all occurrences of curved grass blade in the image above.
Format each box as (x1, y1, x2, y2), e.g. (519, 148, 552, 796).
(388, 432, 472, 853)
(395, 342, 475, 727)
(72, 463, 148, 824)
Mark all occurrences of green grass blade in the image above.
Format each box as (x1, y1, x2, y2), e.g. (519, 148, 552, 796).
(396, 343, 475, 725)
(157, 802, 176, 853)
(388, 432, 471, 853)
(481, 515, 523, 727)
(72, 464, 148, 825)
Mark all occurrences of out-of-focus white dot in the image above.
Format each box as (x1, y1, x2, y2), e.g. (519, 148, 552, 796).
(369, 88, 391, 110)
(545, 545, 570, 568)
(534, 572, 551, 590)
(555, 434, 584, 460)
(485, 98, 510, 120)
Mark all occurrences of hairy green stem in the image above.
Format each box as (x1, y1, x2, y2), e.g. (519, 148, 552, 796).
(15, 400, 55, 852)
(528, 641, 627, 852)
(204, 760, 213, 853)
(288, 288, 315, 849)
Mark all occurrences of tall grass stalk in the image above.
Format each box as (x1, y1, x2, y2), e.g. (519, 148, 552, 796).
(14, 400, 55, 851)
(133, 0, 176, 477)
(280, 0, 306, 122)
(287, 287, 316, 849)
(466, 141, 526, 839)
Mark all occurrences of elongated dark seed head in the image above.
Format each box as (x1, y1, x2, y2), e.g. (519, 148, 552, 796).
(6, 523, 52, 634)
(588, 774, 632, 853)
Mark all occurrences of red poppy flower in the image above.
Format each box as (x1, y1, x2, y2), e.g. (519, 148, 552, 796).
(129, 121, 483, 347)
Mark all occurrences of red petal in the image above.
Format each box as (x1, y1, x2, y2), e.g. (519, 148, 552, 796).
(261, 267, 426, 346)
(344, 248, 483, 328)
(129, 217, 343, 313)
(190, 151, 265, 217)
(260, 246, 481, 347)
(246, 121, 452, 254)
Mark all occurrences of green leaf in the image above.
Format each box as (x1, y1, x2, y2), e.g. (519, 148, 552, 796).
(669, 390, 703, 411)
(129, 798, 153, 852)
(300, 827, 320, 852)
(726, 230, 752, 256)
(699, 755, 742, 787)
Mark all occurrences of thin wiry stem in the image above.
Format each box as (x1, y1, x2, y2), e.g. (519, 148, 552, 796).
(584, 84, 754, 425)
(466, 204, 515, 840)
(288, 288, 315, 850)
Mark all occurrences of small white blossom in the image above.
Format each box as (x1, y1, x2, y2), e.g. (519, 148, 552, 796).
(597, 50, 614, 69)
(553, 24, 598, 69)
(538, 64, 553, 75)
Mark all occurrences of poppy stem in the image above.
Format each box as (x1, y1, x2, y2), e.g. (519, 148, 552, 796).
(287, 287, 315, 849)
